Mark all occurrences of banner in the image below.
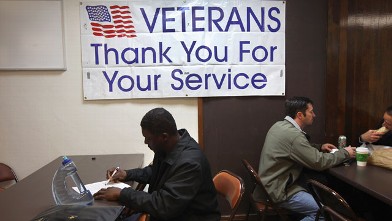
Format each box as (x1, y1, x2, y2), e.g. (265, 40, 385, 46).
(80, 0, 286, 100)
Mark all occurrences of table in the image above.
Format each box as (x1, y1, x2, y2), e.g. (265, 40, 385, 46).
(0, 154, 144, 221)
(328, 161, 392, 207)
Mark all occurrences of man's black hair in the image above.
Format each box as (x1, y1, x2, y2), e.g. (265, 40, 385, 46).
(285, 96, 313, 118)
(140, 108, 178, 135)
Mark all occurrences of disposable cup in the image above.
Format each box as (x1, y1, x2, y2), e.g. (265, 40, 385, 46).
(356, 147, 370, 166)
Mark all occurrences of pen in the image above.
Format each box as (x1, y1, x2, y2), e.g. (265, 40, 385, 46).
(105, 166, 120, 185)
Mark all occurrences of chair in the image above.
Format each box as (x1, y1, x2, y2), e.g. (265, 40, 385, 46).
(121, 179, 146, 215)
(307, 179, 363, 221)
(241, 159, 292, 221)
(118, 182, 148, 219)
(0, 163, 18, 191)
(137, 213, 149, 221)
(133, 161, 153, 191)
(213, 170, 245, 221)
(134, 181, 147, 191)
(121, 162, 152, 219)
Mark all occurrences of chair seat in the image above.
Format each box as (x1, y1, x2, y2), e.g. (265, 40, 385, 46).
(0, 163, 18, 190)
(137, 213, 149, 221)
(252, 199, 295, 217)
(251, 195, 276, 215)
(253, 201, 281, 216)
(254, 200, 267, 212)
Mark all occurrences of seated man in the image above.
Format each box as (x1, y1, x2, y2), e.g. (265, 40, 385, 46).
(93, 108, 220, 221)
(254, 96, 356, 221)
(359, 105, 392, 146)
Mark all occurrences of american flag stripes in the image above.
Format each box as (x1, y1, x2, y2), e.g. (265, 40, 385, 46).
(86, 5, 136, 38)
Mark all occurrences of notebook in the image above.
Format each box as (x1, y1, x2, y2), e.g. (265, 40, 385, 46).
(72, 180, 131, 195)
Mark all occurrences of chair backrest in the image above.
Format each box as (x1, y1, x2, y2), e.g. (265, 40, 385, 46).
(134, 182, 147, 191)
(121, 162, 152, 219)
(307, 179, 360, 221)
(241, 159, 275, 205)
(213, 169, 245, 221)
(0, 163, 18, 184)
(241, 159, 296, 221)
(133, 161, 153, 191)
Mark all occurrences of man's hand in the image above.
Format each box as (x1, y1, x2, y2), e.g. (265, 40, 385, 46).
(93, 187, 122, 201)
(321, 143, 337, 152)
(360, 130, 383, 143)
(344, 146, 356, 158)
(106, 167, 127, 182)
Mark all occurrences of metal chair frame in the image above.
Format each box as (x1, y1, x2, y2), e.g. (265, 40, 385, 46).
(307, 179, 362, 221)
(241, 159, 293, 221)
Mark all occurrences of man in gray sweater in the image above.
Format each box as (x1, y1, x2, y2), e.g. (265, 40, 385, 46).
(254, 96, 356, 221)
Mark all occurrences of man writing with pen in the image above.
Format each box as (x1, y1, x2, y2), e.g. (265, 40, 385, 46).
(93, 108, 220, 221)
(105, 166, 119, 185)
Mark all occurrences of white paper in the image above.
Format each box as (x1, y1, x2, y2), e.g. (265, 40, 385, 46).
(330, 149, 339, 153)
(73, 180, 130, 195)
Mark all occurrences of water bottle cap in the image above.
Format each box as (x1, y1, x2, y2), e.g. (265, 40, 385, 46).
(62, 156, 72, 165)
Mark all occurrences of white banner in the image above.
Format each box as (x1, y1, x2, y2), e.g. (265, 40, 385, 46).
(80, 0, 286, 99)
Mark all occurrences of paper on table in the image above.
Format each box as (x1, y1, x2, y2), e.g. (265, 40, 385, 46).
(330, 149, 339, 153)
(370, 144, 392, 150)
(73, 181, 130, 195)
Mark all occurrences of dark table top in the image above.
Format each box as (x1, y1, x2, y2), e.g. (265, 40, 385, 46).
(0, 154, 144, 221)
(328, 161, 392, 207)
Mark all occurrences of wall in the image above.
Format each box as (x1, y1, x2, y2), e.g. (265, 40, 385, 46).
(0, 0, 198, 179)
(325, 2, 392, 217)
(326, 0, 392, 145)
(202, 0, 328, 216)
(203, 0, 328, 178)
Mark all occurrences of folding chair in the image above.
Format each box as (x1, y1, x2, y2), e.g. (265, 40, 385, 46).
(0, 163, 18, 191)
(213, 170, 245, 221)
(241, 159, 293, 221)
(307, 179, 364, 221)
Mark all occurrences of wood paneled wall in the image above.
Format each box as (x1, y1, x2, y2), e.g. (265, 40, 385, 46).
(202, 0, 392, 218)
(201, 0, 328, 217)
(326, 0, 392, 146)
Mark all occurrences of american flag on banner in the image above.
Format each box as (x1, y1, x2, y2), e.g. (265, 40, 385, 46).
(86, 5, 136, 38)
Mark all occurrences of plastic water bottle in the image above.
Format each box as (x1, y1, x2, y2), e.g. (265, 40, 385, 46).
(52, 156, 94, 205)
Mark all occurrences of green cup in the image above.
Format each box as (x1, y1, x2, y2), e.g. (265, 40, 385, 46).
(356, 147, 369, 166)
